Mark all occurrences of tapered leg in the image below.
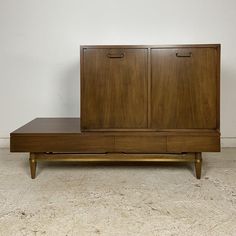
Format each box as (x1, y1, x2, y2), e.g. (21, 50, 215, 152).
(195, 152, 202, 179)
(29, 153, 37, 179)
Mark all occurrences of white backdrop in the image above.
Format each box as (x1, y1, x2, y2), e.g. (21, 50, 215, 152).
(0, 0, 236, 145)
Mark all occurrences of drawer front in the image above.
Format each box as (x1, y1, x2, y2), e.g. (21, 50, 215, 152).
(115, 136, 166, 153)
(167, 136, 220, 152)
(10, 135, 114, 153)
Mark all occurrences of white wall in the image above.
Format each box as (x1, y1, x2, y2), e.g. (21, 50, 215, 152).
(0, 0, 236, 144)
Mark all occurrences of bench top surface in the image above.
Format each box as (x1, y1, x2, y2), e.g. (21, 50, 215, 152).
(11, 118, 81, 134)
(11, 118, 220, 137)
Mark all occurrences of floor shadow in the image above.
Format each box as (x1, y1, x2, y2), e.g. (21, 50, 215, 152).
(36, 161, 195, 177)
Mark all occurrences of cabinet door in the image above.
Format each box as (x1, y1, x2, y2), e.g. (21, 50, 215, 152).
(151, 47, 218, 129)
(82, 48, 148, 130)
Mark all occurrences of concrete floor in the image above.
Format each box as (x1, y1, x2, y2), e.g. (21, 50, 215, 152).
(0, 148, 236, 236)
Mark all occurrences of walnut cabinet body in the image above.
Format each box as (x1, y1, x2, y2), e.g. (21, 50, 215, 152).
(81, 45, 220, 132)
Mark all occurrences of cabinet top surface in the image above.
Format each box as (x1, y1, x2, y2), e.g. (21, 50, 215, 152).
(81, 44, 221, 49)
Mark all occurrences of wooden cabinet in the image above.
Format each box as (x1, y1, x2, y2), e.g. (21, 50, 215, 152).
(81, 45, 220, 132)
(10, 44, 221, 179)
(79, 44, 220, 179)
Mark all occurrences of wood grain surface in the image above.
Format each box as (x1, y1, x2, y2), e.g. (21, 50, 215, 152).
(81, 48, 148, 130)
(151, 47, 218, 129)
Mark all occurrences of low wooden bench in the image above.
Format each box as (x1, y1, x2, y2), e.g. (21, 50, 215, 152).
(10, 118, 220, 179)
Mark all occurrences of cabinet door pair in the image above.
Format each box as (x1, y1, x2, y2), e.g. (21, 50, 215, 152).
(81, 47, 218, 130)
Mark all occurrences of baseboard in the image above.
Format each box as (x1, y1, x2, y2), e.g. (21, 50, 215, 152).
(220, 137, 236, 148)
(0, 138, 10, 148)
(1, 137, 236, 149)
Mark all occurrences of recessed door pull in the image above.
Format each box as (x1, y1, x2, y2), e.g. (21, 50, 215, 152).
(176, 52, 192, 57)
(107, 53, 125, 58)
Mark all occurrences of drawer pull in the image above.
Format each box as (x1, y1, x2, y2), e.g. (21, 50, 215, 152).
(107, 53, 125, 58)
(176, 52, 192, 57)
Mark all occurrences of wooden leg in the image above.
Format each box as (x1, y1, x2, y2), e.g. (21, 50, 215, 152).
(29, 153, 37, 179)
(195, 152, 202, 179)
